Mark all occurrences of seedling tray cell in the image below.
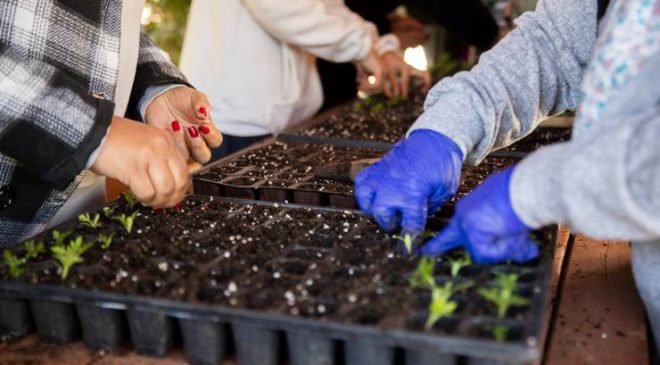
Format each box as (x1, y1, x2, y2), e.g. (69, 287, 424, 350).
(0, 196, 558, 365)
(194, 139, 520, 212)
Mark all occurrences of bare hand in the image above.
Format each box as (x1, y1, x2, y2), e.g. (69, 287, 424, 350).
(379, 52, 431, 98)
(91, 116, 190, 208)
(145, 86, 223, 164)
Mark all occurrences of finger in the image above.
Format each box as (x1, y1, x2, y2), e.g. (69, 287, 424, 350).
(386, 67, 399, 98)
(170, 120, 190, 161)
(401, 65, 411, 98)
(190, 91, 211, 122)
(400, 198, 428, 237)
(354, 172, 377, 213)
(199, 123, 223, 148)
(411, 69, 432, 92)
(167, 144, 191, 200)
(130, 171, 157, 206)
(508, 235, 540, 263)
(465, 229, 517, 265)
(372, 203, 400, 232)
(418, 219, 464, 256)
(147, 157, 177, 208)
(185, 126, 212, 164)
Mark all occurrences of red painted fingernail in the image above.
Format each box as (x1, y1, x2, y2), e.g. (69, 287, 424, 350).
(198, 106, 207, 116)
(188, 126, 199, 138)
(174, 202, 182, 210)
(153, 208, 162, 213)
(199, 124, 210, 135)
(171, 120, 181, 131)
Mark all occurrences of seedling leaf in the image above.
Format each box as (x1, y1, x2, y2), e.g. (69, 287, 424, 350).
(24, 240, 45, 260)
(478, 273, 529, 318)
(409, 257, 436, 290)
(51, 236, 92, 280)
(425, 282, 458, 331)
(490, 325, 509, 342)
(51, 230, 72, 247)
(102, 207, 115, 218)
(448, 251, 472, 277)
(122, 192, 138, 209)
(3, 250, 25, 278)
(393, 233, 417, 254)
(78, 213, 102, 228)
(113, 211, 137, 233)
(98, 233, 115, 250)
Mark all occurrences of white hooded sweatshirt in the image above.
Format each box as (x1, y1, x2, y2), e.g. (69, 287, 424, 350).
(180, 0, 376, 137)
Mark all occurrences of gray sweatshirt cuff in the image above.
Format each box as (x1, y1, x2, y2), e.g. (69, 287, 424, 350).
(408, 87, 485, 164)
(510, 143, 567, 228)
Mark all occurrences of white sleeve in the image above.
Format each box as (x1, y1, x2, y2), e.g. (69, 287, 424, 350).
(241, 0, 376, 63)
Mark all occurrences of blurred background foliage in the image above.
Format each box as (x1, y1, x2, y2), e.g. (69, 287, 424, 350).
(143, 0, 191, 65)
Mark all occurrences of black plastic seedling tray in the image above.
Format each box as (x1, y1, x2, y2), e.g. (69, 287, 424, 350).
(193, 138, 520, 212)
(0, 197, 557, 365)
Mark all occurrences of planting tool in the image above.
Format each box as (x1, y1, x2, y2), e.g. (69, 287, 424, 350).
(311, 158, 379, 182)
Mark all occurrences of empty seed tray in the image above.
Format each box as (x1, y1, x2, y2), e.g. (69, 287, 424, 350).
(193, 139, 519, 211)
(0, 196, 557, 365)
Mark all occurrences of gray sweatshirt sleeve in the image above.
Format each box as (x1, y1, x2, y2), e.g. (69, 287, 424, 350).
(511, 49, 660, 241)
(409, 0, 598, 164)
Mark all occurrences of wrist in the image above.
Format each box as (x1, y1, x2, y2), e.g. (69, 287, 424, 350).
(509, 145, 567, 229)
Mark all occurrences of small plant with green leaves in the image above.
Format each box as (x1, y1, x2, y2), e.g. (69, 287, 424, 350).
(3, 250, 25, 278)
(385, 96, 405, 108)
(78, 213, 102, 228)
(425, 280, 473, 330)
(393, 233, 417, 254)
(51, 230, 72, 247)
(97, 233, 115, 250)
(122, 192, 138, 209)
(113, 211, 138, 233)
(448, 250, 472, 277)
(23, 240, 45, 260)
(478, 272, 529, 318)
(488, 324, 510, 342)
(51, 236, 93, 279)
(409, 257, 436, 290)
(102, 207, 115, 219)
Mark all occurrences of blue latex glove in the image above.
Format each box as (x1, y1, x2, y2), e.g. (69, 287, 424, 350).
(419, 166, 539, 264)
(355, 129, 463, 236)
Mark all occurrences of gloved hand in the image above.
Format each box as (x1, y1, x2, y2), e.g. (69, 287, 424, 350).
(419, 166, 539, 264)
(355, 129, 463, 236)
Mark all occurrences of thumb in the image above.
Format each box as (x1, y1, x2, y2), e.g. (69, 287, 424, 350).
(418, 219, 464, 256)
(509, 234, 540, 263)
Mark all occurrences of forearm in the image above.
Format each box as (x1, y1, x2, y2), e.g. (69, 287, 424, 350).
(0, 45, 113, 188)
(241, 0, 375, 63)
(410, 0, 597, 164)
(511, 108, 660, 241)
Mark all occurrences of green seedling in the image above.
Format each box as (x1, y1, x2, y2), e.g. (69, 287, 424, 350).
(51, 236, 93, 279)
(393, 233, 417, 254)
(113, 211, 137, 233)
(448, 251, 472, 277)
(425, 280, 472, 330)
(385, 96, 405, 108)
(97, 233, 115, 250)
(23, 240, 45, 260)
(122, 192, 138, 209)
(489, 324, 510, 342)
(478, 272, 529, 318)
(409, 257, 436, 290)
(102, 207, 115, 218)
(370, 102, 385, 114)
(78, 213, 102, 228)
(3, 250, 25, 278)
(431, 52, 471, 78)
(51, 230, 72, 247)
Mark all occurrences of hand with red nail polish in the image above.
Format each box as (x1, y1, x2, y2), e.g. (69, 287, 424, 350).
(91, 116, 191, 209)
(144, 86, 223, 164)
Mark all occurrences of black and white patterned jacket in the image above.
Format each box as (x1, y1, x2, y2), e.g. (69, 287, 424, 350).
(0, 0, 190, 246)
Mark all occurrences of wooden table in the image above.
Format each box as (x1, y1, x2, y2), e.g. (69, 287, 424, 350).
(0, 228, 649, 365)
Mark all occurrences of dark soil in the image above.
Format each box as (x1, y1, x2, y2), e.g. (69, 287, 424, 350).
(296, 92, 426, 143)
(195, 141, 518, 210)
(3, 197, 551, 342)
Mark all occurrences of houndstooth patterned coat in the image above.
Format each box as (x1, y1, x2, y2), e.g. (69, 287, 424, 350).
(0, 0, 190, 246)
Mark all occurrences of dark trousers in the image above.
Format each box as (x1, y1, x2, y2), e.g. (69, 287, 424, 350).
(209, 134, 270, 162)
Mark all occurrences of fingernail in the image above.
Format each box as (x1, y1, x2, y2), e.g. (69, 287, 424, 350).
(199, 124, 210, 135)
(153, 208, 162, 213)
(174, 202, 182, 210)
(171, 120, 181, 131)
(198, 106, 207, 116)
(188, 126, 199, 138)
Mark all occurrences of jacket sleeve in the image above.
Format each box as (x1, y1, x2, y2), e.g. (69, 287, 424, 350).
(0, 44, 114, 189)
(241, 0, 376, 63)
(409, 0, 598, 165)
(125, 29, 192, 121)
